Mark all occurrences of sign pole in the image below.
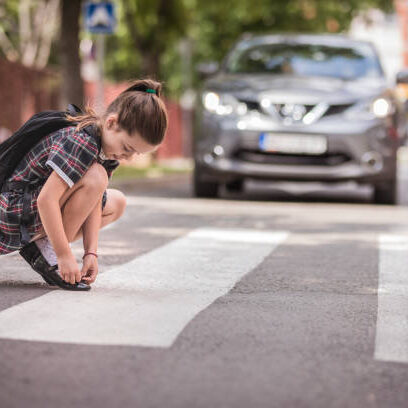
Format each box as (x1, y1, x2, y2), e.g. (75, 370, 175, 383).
(96, 33, 105, 114)
(84, 1, 116, 113)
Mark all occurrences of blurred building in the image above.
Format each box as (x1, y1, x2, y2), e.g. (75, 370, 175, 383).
(0, 58, 59, 140)
(0, 51, 186, 163)
(349, 8, 403, 81)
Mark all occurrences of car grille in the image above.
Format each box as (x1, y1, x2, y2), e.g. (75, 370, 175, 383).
(239, 100, 353, 119)
(234, 149, 350, 166)
(324, 104, 353, 116)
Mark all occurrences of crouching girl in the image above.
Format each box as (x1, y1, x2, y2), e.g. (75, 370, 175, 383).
(0, 79, 168, 291)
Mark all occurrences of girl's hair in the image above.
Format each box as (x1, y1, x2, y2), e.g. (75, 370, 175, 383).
(66, 78, 168, 146)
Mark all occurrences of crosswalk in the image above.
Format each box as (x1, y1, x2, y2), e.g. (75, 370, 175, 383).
(0, 228, 408, 364)
(0, 228, 288, 347)
(376, 235, 408, 363)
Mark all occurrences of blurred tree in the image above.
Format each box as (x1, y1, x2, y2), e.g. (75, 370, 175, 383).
(0, 0, 60, 69)
(0, 0, 83, 108)
(104, 0, 189, 96)
(102, 0, 393, 98)
(188, 0, 395, 68)
(59, 0, 83, 108)
(0, 0, 396, 102)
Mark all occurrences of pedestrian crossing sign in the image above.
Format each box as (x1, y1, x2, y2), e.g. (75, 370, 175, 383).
(84, 2, 116, 34)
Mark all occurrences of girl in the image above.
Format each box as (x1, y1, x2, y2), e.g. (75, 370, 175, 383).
(0, 78, 168, 291)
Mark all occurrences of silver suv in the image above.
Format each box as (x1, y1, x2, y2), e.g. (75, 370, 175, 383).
(193, 34, 408, 204)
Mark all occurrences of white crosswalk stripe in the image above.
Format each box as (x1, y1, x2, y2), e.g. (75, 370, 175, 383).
(0, 228, 289, 347)
(375, 234, 408, 363)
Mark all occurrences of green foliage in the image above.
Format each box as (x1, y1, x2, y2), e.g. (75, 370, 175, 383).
(103, 0, 189, 98)
(111, 163, 190, 181)
(102, 0, 394, 99)
(187, 0, 395, 66)
(0, 0, 21, 60)
(0, 0, 395, 100)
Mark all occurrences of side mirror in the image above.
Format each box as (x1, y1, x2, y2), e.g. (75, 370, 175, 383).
(396, 69, 408, 84)
(196, 61, 219, 80)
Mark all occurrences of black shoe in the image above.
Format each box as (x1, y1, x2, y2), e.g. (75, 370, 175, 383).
(19, 241, 91, 291)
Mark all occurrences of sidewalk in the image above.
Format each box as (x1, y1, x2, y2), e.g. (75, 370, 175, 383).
(110, 171, 191, 191)
(109, 158, 193, 193)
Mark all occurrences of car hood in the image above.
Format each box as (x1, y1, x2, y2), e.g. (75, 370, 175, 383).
(205, 73, 389, 105)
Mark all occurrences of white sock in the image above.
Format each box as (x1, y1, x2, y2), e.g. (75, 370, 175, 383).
(34, 236, 58, 266)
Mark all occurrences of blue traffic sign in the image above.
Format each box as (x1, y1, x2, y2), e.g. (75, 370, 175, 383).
(84, 2, 116, 34)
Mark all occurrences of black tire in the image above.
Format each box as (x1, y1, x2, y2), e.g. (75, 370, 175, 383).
(373, 179, 397, 205)
(193, 166, 219, 198)
(225, 179, 244, 193)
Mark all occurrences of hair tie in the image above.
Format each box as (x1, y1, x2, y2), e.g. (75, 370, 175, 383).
(146, 88, 156, 94)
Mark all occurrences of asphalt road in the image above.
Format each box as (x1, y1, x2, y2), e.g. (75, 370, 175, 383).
(1, 157, 408, 408)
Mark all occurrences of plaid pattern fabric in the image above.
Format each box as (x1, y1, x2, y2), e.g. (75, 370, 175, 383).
(0, 126, 117, 255)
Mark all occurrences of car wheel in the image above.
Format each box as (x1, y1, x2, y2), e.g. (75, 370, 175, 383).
(373, 179, 397, 205)
(225, 179, 244, 193)
(193, 166, 219, 198)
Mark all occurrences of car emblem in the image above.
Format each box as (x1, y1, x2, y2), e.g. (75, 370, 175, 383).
(278, 103, 307, 124)
(260, 98, 329, 125)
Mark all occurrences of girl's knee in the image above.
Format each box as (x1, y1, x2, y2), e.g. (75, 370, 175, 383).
(107, 189, 126, 220)
(114, 190, 127, 218)
(82, 162, 109, 191)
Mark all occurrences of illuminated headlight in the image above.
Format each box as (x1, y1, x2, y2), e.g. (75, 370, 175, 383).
(203, 92, 219, 111)
(372, 98, 391, 118)
(346, 96, 394, 120)
(202, 92, 248, 116)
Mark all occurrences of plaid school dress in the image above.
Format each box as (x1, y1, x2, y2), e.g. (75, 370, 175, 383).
(0, 126, 118, 255)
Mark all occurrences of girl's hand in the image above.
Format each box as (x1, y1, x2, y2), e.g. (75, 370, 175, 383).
(58, 252, 82, 284)
(81, 254, 99, 284)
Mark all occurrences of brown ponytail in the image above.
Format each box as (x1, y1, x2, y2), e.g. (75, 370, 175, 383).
(66, 78, 168, 146)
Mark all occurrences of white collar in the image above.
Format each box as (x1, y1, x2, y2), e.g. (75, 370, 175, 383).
(99, 147, 108, 161)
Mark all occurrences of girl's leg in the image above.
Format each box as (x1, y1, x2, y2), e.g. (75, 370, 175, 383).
(31, 163, 125, 243)
(69, 188, 127, 242)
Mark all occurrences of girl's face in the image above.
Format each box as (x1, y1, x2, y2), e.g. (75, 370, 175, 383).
(101, 113, 158, 161)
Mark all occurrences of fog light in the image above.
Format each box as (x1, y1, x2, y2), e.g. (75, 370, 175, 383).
(237, 120, 247, 130)
(213, 145, 224, 156)
(361, 151, 383, 171)
(204, 153, 214, 164)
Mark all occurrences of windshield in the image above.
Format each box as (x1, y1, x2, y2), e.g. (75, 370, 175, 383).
(225, 42, 383, 80)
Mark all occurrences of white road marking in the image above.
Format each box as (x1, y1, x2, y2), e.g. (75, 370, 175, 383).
(375, 234, 408, 363)
(0, 228, 288, 347)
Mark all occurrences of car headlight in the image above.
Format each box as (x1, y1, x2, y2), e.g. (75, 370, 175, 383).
(202, 92, 248, 116)
(372, 98, 392, 118)
(346, 97, 394, 120)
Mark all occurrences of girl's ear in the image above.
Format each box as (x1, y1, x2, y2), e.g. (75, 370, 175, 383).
(106, 113, 119, 130)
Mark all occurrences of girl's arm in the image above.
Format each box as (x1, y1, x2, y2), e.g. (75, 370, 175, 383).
(37, 171, 82, 284)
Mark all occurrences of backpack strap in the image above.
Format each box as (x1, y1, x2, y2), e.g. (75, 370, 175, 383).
(1, 179, 43, 245)
(67, 104, 82, 116)
(21, 180, 43, 245)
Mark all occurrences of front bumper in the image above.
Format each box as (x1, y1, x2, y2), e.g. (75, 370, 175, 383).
(194, 113, 398, 184)
(198, 156, 388, 183)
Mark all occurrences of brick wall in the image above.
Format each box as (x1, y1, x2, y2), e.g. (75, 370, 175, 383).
(0, 58, 60, 141)
(0, 60, 189, 159)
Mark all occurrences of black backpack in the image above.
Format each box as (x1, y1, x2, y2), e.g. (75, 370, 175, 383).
(0, 104, 101, 246)
(0, 104, 100, 192)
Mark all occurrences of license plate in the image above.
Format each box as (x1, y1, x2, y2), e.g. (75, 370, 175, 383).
(259, 133, 327, 155)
